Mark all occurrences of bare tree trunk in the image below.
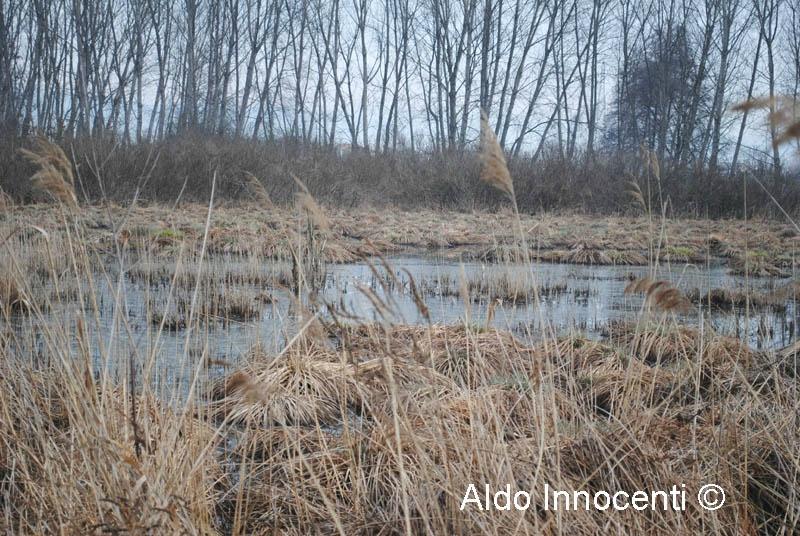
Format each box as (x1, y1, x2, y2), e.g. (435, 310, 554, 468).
(731, 21, 762, 174)
(753, 0, 783, 176)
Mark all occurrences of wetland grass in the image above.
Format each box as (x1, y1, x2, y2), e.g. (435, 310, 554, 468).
(0, 132, 799, 534)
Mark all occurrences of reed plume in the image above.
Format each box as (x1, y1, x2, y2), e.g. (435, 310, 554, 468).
(732, 96, 800, 148)
(479, 109, 514, 200)
(243, 171, 273, 207)
(625, 277, 691, 313)
(292, 173, 330, 232)
(625, 180, 646, 211)
(18, 135, 78, 208)
(18, 135, 74, 186)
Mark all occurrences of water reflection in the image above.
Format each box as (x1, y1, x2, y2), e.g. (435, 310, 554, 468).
(7, 255, 798, 392)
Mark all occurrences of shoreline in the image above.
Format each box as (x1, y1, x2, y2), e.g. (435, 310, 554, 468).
(2, 203, 797, 274)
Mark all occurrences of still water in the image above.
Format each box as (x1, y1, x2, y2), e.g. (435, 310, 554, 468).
(8, 255, 797, 392)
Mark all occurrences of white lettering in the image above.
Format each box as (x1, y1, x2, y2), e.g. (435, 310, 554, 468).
(460, 484, 483, 511)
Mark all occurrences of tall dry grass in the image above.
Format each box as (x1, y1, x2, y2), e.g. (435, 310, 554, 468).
(0, 121, 798, 535)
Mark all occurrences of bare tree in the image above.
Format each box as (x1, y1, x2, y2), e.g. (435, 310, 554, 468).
(753, 0, 784, 175)
(0, 0, 794, 185)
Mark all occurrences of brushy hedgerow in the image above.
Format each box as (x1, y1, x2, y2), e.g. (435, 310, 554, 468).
(3, 133, 800, 218)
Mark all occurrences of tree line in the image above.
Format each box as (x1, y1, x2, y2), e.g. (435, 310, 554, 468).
(1, 0, 799, 175)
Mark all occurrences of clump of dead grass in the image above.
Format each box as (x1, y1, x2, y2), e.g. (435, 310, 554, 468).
(466, 270, 563, 303)
(688, 286, 788, 311)
(607, 320, 755, 396)
(606, 249, 648, 265)
(213, 350, 366, 426)
(336, 323, 537, 388)
(729, 250, 789, 278)
(562, 239, 612, 265)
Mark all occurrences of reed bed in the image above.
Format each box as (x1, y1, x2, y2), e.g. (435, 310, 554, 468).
(4, 304, 798, 533)
(464, 269, 568, 303)
(687, 282, 800, 312)
(1, 132, 799, 534)
(2, 210, 798, 534)
(3, 203, 797, 272)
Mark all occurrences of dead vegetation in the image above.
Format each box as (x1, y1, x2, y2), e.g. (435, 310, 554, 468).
(1, 202, 796, 272)
(464, 270, 567, 303)
(624, 277, 692, 313)
(18, 135, 78, 208)
(3, 227, 797, 534)
(0, 186, 12, 210)
(149, 289, 263, 330)
(0, 275, 26, 313)
(0, 135, 799, 534)
(687, 280, 800, 313)
(3, 317, 788, 534)
(733, 96, 800, 149)
(479, 109, 515, 201)
(729, 250, 790, 278)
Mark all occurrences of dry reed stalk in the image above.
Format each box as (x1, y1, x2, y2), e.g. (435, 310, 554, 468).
(292, 173, 330, 232)
(0, 186, 12, 209)
(0, 274, 25, 311)
(243, 171, 273, 206)
(479, 109, 514, 200)
(18, 135, 78, 208)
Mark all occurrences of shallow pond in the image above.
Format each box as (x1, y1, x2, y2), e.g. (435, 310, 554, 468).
(7, 254, 798, 393)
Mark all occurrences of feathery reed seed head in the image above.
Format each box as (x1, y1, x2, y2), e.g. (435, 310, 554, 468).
(479, 109, 514, 200)
(625, 277, 691, 313)
(733, 96, 800, 148)
(243, 171, 273, 206)
(19, 135, 78, 208)
(292, 173, 330, 232)
(18, 135, 74, 186)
